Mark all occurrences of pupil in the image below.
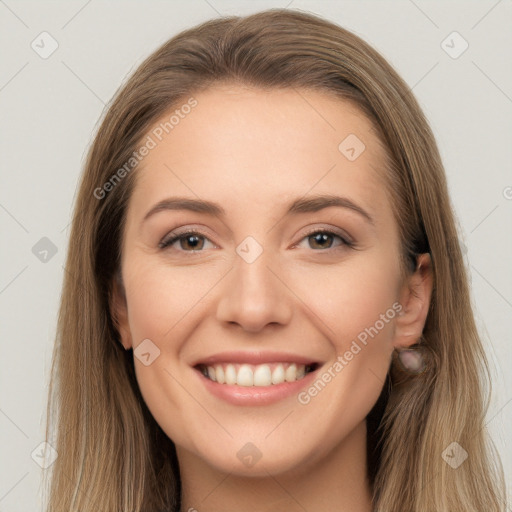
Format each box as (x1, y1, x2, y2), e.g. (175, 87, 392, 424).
(312, 233, 331, 249)
(184, 235, 201, 250)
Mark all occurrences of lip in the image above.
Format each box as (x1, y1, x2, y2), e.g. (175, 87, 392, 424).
(191, 351, 323, 406)
(191, 350, 320, 367)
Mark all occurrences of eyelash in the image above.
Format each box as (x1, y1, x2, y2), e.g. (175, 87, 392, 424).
(158, 227, 354, 253)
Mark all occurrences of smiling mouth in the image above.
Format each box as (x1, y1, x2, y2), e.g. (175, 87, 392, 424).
(195, 362, 319, 387)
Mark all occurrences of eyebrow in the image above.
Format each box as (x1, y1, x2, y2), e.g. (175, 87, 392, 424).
(142, 194, 375, 226)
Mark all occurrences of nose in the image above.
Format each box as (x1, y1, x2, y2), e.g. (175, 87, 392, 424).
(215, 247, 293, 333)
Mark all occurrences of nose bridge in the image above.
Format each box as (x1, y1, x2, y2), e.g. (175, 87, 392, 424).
(215, 238, 293, 332)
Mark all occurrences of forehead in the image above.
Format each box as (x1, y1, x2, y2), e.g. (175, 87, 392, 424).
(127, 85, 391, 224)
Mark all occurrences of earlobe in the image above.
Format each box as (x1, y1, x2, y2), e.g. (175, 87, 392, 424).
(109, 273, 133, 350)
(393, 253, 433, 349)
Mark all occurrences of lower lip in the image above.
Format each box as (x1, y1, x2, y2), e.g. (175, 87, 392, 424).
(194, 367, 320, 406)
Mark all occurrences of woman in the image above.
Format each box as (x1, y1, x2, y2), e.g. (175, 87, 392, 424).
(43, 8, 506, 512)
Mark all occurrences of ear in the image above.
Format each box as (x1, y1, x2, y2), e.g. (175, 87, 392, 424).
(393, 253, 433, 349)
(109, 271, 133, 350)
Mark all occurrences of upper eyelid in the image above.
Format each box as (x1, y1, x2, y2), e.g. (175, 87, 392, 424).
(300, 226, 353, 244)
(160, 226, 215, 243)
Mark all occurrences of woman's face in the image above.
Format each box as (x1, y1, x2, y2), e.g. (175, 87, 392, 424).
(113, 84, 430, 477)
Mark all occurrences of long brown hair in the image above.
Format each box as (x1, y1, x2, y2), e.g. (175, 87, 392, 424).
(43, 9, 506, 511)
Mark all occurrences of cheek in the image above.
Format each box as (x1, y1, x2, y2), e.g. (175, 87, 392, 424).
(122, 258, 208, 446)
(291, 252, 401, 348)
(294, 262, 397, 439)
(124, 259, 224, 342)
(289, 253, 399, 420)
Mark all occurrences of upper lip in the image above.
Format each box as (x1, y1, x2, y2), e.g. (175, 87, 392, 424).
(192, 350, 321, 367)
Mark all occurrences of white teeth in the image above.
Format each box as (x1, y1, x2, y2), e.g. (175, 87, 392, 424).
(237, 364, 253, 386)
(215, 365, 225, 384)
(271, 364, 285, 384)
(285, 363, 297, 382)
(253, 364, 272, 386)
(201, 362, 311, 386)
(225, 364, 237, 385)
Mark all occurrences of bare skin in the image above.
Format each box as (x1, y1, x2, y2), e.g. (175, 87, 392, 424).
(112, 84, 432, 512)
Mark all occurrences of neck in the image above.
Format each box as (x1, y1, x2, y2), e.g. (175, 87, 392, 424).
(177, 421, 373, 512)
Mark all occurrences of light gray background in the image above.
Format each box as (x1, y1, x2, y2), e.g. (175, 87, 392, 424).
(0, 1, 511, 510)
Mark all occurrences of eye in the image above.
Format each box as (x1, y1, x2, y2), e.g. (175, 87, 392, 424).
(295, 228, 353, 251)
(158, 229, 216, 252)
(159, 227, 354, 253)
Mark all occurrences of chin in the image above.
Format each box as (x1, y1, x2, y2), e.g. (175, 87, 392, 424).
(182, 429, 328, 479)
